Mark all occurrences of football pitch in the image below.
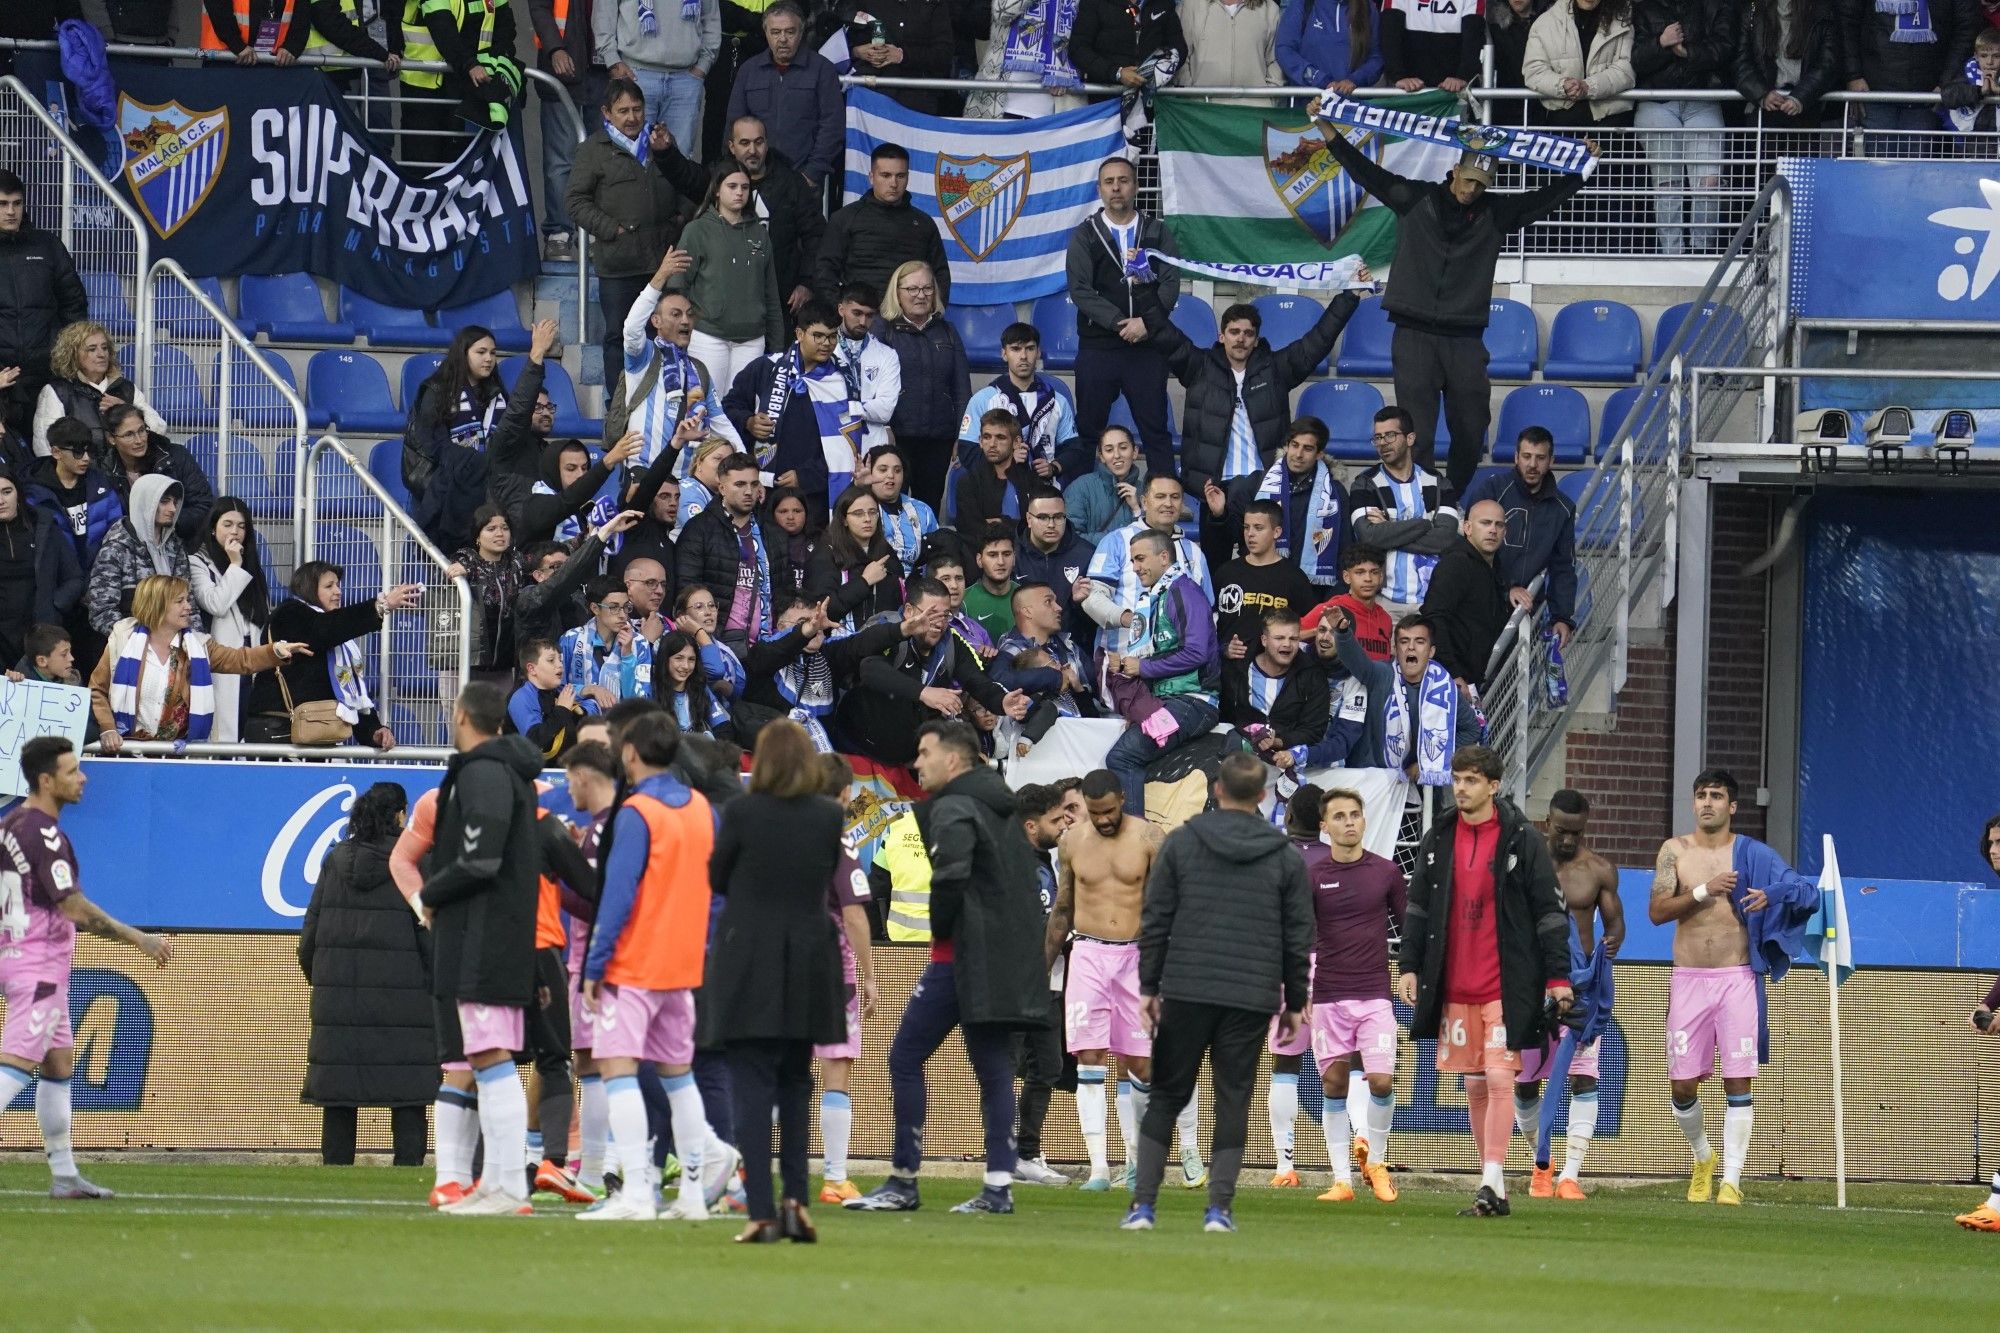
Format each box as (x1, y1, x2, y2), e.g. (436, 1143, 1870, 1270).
(0, 1162, 1991, 1328)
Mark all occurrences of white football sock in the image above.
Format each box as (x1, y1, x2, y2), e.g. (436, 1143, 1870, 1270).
(1076, 1066, 1109, 1178)
(1320, 1099, 1352, 1183)
(525, 1129, 543, 1168)
(819, 1090, 853, 1183)
(1481, 1161, 1506, 1197)
(1672, 1096, 1711, 1163)
(1561, 1090, 1599, 1182)
(434, 1083, 478, 1188)
(1514, 1087, 1543, 1144)
(604, 1074, 652, 1199)
(577, 1073, 608, 1187)
(1268, 1072, 1298, 1173)
(1723, 1097, 1753, 1187)
(37, 1075, 75, 1178)
(661, 1071, 707, 1200)
(1176, 1096, 1200, 1159)
(473, 1063, 530, 1200)
(1115, 1079, 1136, 1166)
(1367, 1090, 1394, 1163)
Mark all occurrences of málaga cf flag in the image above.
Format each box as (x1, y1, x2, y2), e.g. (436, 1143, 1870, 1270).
(1802, 833, 1856, 984)
(842, 88, 1124, 305)
(1158, 90, 1459, 273)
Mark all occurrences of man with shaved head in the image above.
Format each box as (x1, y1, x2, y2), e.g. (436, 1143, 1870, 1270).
(1419, 497, 1512, 689)
(622, 557, 671, 648)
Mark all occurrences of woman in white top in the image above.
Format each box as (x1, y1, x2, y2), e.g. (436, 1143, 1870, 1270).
(188, 498, 272, 743)
(1176, 0, 1284, 105)
(33, 321, 166, 455)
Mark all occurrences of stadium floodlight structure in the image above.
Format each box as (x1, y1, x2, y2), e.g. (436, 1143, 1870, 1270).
(1930, 409, 1976, 474)
(1864, 406, 1913, 473)
(1794, 408, 1849, 472)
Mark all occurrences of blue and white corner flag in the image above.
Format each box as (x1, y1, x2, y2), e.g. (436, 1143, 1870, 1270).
(842, 88, 1125, 305)
(1803, 833, 1855, 984)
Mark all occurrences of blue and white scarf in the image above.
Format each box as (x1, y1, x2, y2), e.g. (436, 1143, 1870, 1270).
(1878, 0, 1937, 42)
(109, 624, 214, 741)
(989, 374, 1067, 481)
(762, 347, 864, 502)
(776, 646, 836, 716)
(560, 622, 654, 703)
(604, 116, 649, 165)
(318, 605, 375, 726)
(1256, 458, 1343, 585)
(1001, 0, 1081, 87)
(878, 494, 937, 567)
(450, 384, 506, 450)
(634, 0, 694, 37)
(1312, 91, 1599, 176)
(1383, 661, 1457, 787)
(727, 516, 777, 640)
(630, 338, 699, 475)
(1947, 55, 1986, 127)
(789, 706, 834, 752)
(667, 686, 731, 734)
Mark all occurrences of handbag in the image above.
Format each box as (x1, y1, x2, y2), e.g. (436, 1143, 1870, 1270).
(275, 663, 352, 747)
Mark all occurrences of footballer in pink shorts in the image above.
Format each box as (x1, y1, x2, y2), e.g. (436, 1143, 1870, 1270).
(1067, 937, 1152, 1058)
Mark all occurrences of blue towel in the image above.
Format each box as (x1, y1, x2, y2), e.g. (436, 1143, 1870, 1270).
(1734, 835, 1819, 1061)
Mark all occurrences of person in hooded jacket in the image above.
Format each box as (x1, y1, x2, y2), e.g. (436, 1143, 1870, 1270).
(0, 470, 81, 666)
(86, 472, 190, 636)
(1125, 752, 1314, 1233)
(299, 782, 437, 1168)
(844, 720, 1051, 1218)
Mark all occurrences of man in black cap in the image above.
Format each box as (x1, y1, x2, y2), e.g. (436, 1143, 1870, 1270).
(1319, 137, 1594, 496)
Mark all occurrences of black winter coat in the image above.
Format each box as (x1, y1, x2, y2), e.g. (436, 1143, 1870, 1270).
(1398, 798, 1570, 1052)
(0, 500, 83, 652)
(1069, 0, 1187, 91)
(1219, 655, 1332, 750)
(841, 0, 957, 113)
(1736, 0, 1844, 108)
(672, 503, 795, 621)
(1419, 537, 1512, 686)
(702, 792, 847, 1044)
(1841, 0, 1975, 93)
(1139, 809, 1314, 1014)
(802, 542, 904, 628)
(834, 626, 1008, 764)
(927, 765, 1050, 1028)
(1631, 0, 1738, 89)
(812, 193, 952, 306)
(0, 224, 87, 379)
(104, 433, 214, 544)
(299, 835, 439, 1108)
(245, 597, 387, 740)
(748, 151, 827, 304)
(876, 314, 971, 441)
(404, 365, 544, 554)
(421, 735, 545, 1007)
(1155, 291, 1359, 492)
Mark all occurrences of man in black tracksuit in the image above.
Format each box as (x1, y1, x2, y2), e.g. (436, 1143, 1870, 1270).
(1129, 753, 1313, 1232)
(1396, 744, 1571, 1217)
(1320, 134, 1589, 497)
(0, 174, 88, 435)
(1153, 291, 1360, 573)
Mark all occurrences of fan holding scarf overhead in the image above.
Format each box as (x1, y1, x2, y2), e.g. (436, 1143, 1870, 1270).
(89, 574, 307, 752)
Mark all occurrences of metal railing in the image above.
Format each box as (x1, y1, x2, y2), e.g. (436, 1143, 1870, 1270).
(82, 739, 457, 762)
(1481, 176, 1793, 803)
(0, 74, 150, 340)
(300, 434, 473, 748)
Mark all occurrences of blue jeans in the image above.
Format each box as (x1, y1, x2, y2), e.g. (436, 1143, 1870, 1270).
(1106, 695, 1221, 815)
(628, 66, 704, 157)
(888, 961, 1019, 1178)
(1634, 98, 1724, 256)
(539, 70, 604, 233)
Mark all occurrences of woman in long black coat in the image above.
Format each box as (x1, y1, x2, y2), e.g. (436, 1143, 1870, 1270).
(704, 719, 847, 1243)
(298, 783, 437, 1167)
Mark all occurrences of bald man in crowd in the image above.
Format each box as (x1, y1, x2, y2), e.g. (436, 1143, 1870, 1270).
(1419, 498, 1511, 688)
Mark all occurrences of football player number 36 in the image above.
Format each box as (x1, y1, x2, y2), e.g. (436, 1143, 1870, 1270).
(1442, 1017, 1467, 1048)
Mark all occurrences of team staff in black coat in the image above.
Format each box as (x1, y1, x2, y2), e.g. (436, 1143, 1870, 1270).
(704, 720, 848, 1242)
(1735, 0, 1844, 124)
(0, 171, 88, 434)
(299, 783, 435, 1169)
(1151, 291, 1361, 573)
(1131, 753, 1313, 1230)
(1321, 132, 1589, 497)
(813, 145, 951, 307)
(1420, 498, 1513, 688)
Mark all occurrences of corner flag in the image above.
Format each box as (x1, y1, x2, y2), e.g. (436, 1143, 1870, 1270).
(1802, 833, 1855, 983)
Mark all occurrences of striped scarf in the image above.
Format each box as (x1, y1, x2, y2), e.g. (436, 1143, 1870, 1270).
(1256, 458, 1343, 585)
(109, 624, 213, 741)
(877, 494, 937, 567)
(317, 605, 375, 726)
(762, 347, 864, 500)
(1383, 660, 1457, 787)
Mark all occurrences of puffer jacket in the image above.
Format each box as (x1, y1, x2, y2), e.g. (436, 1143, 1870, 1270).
(0, 224, 87, 378)
(1631, 0, 1738, 89)
(1139, 807, 1315, 1014)
(28, 457, 122, 570)
(927, 764, 1052, 1028)
(101, 432, 213, 543)
(1063, 455, 1147, 545)
(86, 507, 192, 635)
(1735, 0, 1844, 108)
(672, 502, 795, 619)
(1523, 0, 1638, 116)
(563, 131, 710, 279)
(0, 501, 81, 655)
(1840, 0, 1976, 93)
(1069, 0, 1187, 93)
(812, 192, 953, 306)
(876, 314, 971, 441)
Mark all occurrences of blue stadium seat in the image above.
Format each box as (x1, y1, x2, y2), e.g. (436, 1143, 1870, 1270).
(401, 353, 444, 416)
(945, 302, 1016, 372)
(184, 432, 219, 483)
(1493, 384, 1592, 464)
(1559, 469, 1643, 550)
(221, 438, 272, 511)
(1029, 293, 1079, 371)
(1462, 465, 1511, 502)
(340, 288, 449, 347)
(314, 522, 386, 602)
(1251, 294, 1328, 373)
(1106, 395, 1178, 448)
(1169, 297, 1218, 350)
(1333, 297, 1393, 377)
(253, 530, 286, 603)
(309, 438, 375, 509)
(82, 271, 135, 339)
(157, 276, 231, 341)
(1597, 385, 1665, 456)
(1544, 300, 1641, 382)
(240, 272, 355, 344)
(507, 355, 600, 438)
(1483, 299, 1539, 380)
(307, 351, 403, 435)
(1296, 379, 1384, 461)
(144, 344, 217, 429)
(226, 344, 310, 429)
(1650, 301, 1747, 370)
(368, 439, 412, 509)
(437, 290, 532, 352)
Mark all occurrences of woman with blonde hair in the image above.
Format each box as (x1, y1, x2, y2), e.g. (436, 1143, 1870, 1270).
(874, 261, 970, 510)
(674, 437, 737, 538)
(88, 573, 308, 752)
(33, 320, 165, 455)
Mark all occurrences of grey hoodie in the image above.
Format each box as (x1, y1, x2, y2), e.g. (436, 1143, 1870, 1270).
(594, 0, 720, 75)
(1139, 806, 1314, 1015)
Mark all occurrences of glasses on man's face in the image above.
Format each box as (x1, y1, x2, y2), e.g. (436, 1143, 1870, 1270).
(1370, 431, 1407, 445)
(803, 328, 838, 343)
(601, 601, 632, 615)
(1028, 509, 1064, 522)
(53, 443, 91, 457)
(534, 400, 554, 414)
(630, 577, 666, 588)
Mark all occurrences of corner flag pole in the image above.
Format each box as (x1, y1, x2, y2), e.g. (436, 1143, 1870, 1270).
(1822, 833, 1848, 1210)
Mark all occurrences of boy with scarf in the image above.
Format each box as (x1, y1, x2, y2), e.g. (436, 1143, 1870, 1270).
(957, 324, 1085, 487)
(723, 301, 861, 516)
(1101, 530, 1220, 816)
(1326, 609, 1482, 784)
(508, 638, 590, 761)
(559, 576, 656, 708)
(835, 284, 903, 453)
(1224, 418, 1347, 590)
(1941, 24, 2000, 130)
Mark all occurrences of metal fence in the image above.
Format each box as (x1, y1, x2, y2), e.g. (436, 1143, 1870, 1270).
(299, 434, 472, 748)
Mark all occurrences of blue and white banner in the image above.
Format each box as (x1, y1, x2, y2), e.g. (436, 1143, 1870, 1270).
(842, 88, 1123, 305)
(19, 52, 539, 309)
(1783, 158, 2000, 322)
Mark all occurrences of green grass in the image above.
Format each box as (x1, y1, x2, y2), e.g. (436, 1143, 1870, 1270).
(0, 1163, 1992, 1329)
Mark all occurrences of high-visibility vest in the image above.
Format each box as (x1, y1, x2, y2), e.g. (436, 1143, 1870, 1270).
(200, 0, 301, 51)
(305, 0, 382, 55)
(401, 0, 501, 87)
(877, 811, 935, 944)
(533, 0, 568, 48)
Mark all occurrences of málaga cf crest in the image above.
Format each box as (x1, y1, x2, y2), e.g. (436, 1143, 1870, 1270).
(937, 154, 1030, 262)
(1264, 122, 1372, 248)
(118, 95, 229, 239)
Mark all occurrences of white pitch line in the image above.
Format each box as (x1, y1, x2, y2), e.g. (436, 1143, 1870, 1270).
(0, 1188, 430, 1209)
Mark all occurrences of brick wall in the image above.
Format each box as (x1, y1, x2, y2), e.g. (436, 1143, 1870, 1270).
(1565, 636, 1678, 866)
(1703, 488, 1774, 846)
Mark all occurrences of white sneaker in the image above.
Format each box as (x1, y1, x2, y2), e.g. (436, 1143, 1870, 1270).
(1013, 1156, 1071, 1186)
(439, 1182, 532, 1217)
(702, 1142, 741, 1209)
(663, 1193, 711, 1221)
(577, 1189, 657, 1222)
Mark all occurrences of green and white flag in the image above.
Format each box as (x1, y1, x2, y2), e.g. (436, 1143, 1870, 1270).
(1157, 91, 1460, 274)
